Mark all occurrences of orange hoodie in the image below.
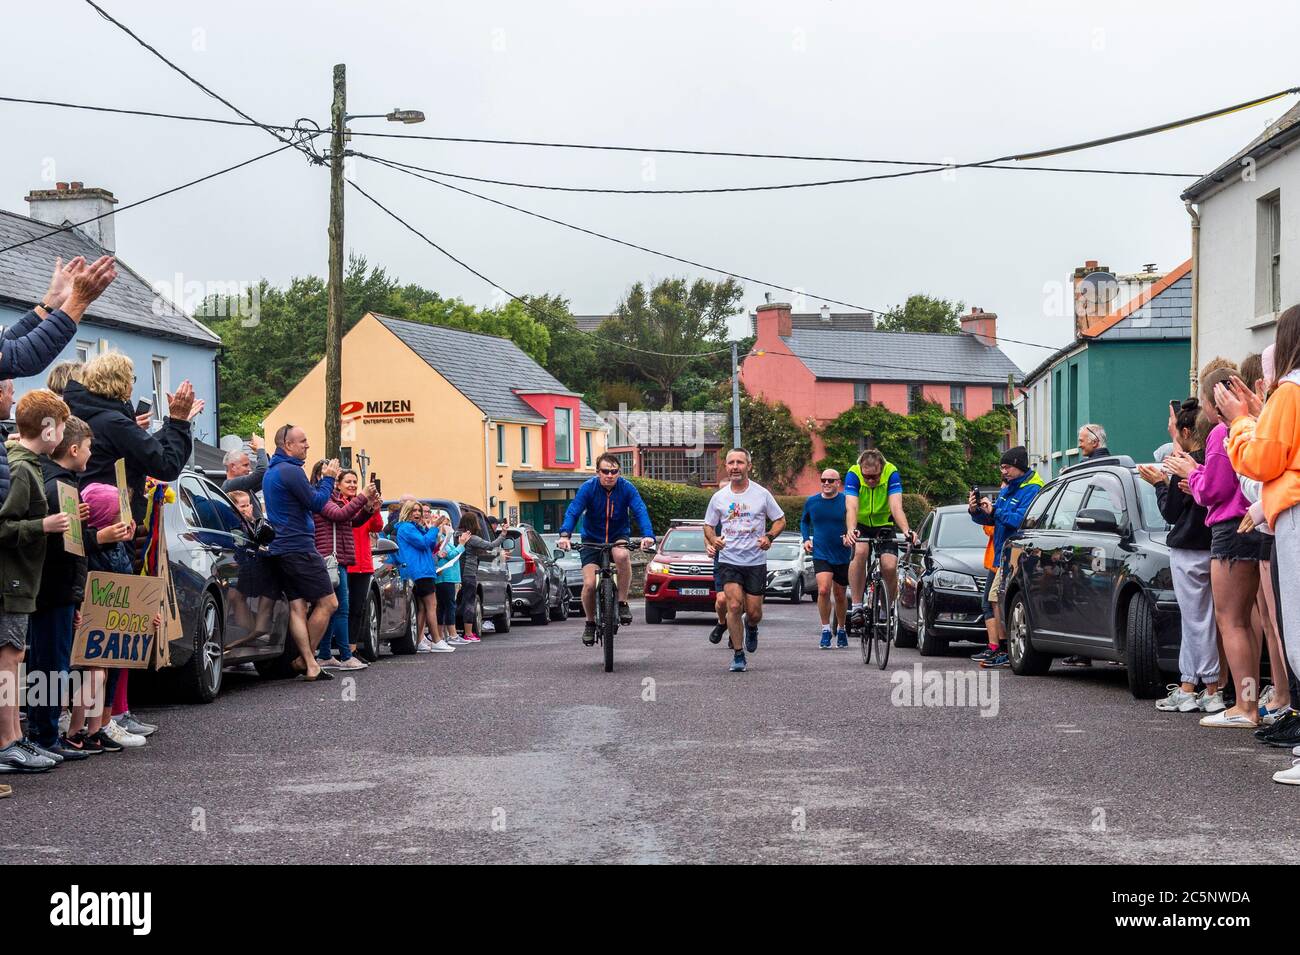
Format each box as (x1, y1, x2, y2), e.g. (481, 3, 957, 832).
(1226, 379, 1300, 525)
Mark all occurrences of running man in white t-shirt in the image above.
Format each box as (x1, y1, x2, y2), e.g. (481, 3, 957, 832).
(704, 448, 785, 672)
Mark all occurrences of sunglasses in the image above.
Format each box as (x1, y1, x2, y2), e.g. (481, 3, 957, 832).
(599, 468, 620, 475)
(820, 478, 839, 484)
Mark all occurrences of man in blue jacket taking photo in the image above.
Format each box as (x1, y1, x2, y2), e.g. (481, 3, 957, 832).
(557, 453, 655, 646)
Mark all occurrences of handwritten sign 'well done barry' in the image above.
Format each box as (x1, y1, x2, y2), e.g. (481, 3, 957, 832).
(71, 572, 165, 670)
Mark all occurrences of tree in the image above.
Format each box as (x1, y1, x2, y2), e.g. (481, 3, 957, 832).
(412, 297, 550, 365)
(877, 294, 965, 335)
(599, 277, 741, 410)
(524, 293, 598, 395)
(817, 399, 1012, 503)
(719, 385, 812, 494)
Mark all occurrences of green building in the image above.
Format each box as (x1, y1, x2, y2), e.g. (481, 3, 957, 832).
(1017, 260, 1192, 478)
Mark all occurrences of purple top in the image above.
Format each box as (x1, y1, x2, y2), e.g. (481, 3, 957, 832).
(1187, 423, 1250, 526)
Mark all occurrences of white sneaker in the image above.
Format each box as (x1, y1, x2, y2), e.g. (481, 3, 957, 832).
(104, 719, 147, 748)
(1272, 758, 1300, 785)
(446, 635, 471, 646)
(1197, 689, 1226, 713)
(429, 640, 455, 653)
(1292, 745, 1300, 758)
(1198, 711, 1257, 729)
(1155, 685, 1199, 713)
(416, 638, 437, 654)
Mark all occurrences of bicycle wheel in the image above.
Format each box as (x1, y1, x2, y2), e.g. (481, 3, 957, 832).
(599, 575, 617, 672)
(858, 598, 872, 665)
(872, 580, 891, 669)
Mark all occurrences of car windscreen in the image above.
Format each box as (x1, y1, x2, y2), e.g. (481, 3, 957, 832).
(662, 528, 708, 553)
(1134, 474, 1172, 531)
(767, 541, 803, 561)
(934, 516, 991, 550)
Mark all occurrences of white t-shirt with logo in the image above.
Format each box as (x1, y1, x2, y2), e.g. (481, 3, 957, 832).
(705, 480, 785, 568)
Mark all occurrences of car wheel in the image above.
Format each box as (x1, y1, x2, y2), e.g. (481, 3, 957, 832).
(914, 596, 946, 656)
(661, 608, 676, 620)
(181, 591, 224, 703)
(549, 586, 569, 621)
(390, 592, 420, 654)
(645, 602, 662, 624)
(789, 578, 802, 604)
(894, 590, 918, 649)
(1125, 591, 1163, 699)
(531, 586, 551, 625)
(356, 590, 381, 662)
(1007, 592, 1051, 676)
(475, 593, 486, 637)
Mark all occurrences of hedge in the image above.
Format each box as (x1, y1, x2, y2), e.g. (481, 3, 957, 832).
(630, 477, 932, 538)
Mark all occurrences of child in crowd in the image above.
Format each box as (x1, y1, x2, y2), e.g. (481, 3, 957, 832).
(1139, 400, 1222, 714)
(0, 390, 72, 775)
(1222, 306, 1300, 781)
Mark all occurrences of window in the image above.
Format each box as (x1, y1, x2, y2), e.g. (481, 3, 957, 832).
(615, 451, 635, 474)
(907, 384, 924, 415)
(1021, 484, 1059, 530)
(554, 408, 573, 463)
(520, 426, 530, 465)
(1081, 477, 1125, 528)
(75, 341, 94, 364)
(917, 512, 934, 544)
(1046, 481, 1088, 531)
(1258, 193, 1282, 317)
(642, 449, 717, 485)
(950, 385, 966, 416)
(1067, 363, 1079, 443)
(151, 357, 169, 423)
(584, 431, 593, 467)
(854, 381, 871, 406)
(496, 425, 506, 464)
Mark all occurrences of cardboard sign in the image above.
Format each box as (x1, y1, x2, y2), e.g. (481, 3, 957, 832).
(57, 481, 84, 557)
(154, 531, 181, 668)
(114, 457, 131, 525)
(71, 572, 163, 670)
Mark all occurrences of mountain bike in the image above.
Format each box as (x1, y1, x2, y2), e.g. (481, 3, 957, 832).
(582, 540, 628, 673)
(854, 533, 908, 668)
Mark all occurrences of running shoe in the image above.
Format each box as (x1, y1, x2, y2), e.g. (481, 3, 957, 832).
(729, 650, 747, 672)
(118, 712, 157, 737)
(836, 628, 849, 649)
(709, 622, 727, 645)
(618, 601, 633, 625)
(582, 622, 596, 646)
(1155, 685, 1200, 713)
(744, 625, 758, 654)
(980, 651, 1010, 669)
(819, 629, 832, 650)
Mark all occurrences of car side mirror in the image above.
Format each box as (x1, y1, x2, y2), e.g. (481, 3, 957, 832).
(554, 549, 567, 561)
(372, 537, 398, 555)
(1076, 509, 1122, 535)
(501, 538, 516, 552)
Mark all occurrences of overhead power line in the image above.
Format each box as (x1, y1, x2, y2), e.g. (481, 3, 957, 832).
(0, 142, 310, 255)
(82, 0, 320, 162)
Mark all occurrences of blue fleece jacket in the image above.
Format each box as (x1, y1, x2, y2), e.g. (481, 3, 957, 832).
(969, 470, 1045, 567)
(396, 520, 441, 581)
(262, 450, 335, 556)
(559, 475, 654, 543)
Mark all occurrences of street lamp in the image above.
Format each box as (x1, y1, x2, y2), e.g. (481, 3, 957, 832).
(324, 65, 425, 458)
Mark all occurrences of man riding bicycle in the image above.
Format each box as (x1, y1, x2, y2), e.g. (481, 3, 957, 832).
(842, 448, 916, 624)
(557, 452, 655, 646)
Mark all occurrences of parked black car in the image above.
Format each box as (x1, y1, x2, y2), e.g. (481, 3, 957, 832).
(896, 504, 992, 655)
(505, 524, 570, 624)
(998, 456, 1180, 698)
(382, 498, 513, 635)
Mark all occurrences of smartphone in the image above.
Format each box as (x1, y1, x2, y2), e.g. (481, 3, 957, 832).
(1170, 399, 1180, 413)
(371, 473, 381, 495)
(135, 397, 152, 418)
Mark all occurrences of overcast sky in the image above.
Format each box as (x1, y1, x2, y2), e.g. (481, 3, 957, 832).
(2, 0, 1295, 373)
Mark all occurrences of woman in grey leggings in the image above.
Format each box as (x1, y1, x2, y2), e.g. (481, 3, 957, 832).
(455, 514, 508, 640)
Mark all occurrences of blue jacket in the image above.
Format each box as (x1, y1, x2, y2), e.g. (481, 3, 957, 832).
(396, 521, 441, 581)
(970, 470, 1045, 567)
(435, 531, 464, 585)
(262, 450, 334, 556)
(0, 308, 79, 504)
(559, 476, 654, 543)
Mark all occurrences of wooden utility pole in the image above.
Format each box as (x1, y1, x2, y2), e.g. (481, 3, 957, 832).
(325, 63, 346, 459)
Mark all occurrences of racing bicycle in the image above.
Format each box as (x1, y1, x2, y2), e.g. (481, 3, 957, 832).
(850, 532, 909, 669)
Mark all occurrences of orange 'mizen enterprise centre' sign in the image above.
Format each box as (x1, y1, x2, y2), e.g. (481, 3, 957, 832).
(340, 399, 415, 425)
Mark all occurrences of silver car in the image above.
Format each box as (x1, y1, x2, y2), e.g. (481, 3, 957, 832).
(764, 535, 817, 603)
(542, 533, 584, 611)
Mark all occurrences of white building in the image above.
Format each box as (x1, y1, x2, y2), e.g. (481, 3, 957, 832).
(1182, 103, 1300, 371)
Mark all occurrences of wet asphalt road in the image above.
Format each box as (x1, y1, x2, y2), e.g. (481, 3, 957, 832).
(3, 599, 1298, 864)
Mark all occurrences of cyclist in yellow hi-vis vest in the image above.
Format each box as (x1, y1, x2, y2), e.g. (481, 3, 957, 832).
(842, 448, 916, 624)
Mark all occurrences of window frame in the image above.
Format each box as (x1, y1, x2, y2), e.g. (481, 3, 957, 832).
(496, 424, 507, 465)
(151, 356, 169, 424)
(520, 425, 531, 466)
(554, 407, 573, 464)
(949, 384, 966, 416)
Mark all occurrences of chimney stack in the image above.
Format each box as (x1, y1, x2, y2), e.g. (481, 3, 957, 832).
(959, 306, 998, 347)
(756, 301, 792, 339)
(25, 182, 118, 252)
(1071, 259, 1117, 335)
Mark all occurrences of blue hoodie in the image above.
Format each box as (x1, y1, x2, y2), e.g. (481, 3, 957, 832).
(559, 475, 654, 543)
(262, 450, 335, 556)
(395, 520, 442, 581)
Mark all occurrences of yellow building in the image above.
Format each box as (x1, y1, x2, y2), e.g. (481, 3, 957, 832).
(265, 312, 607, 529)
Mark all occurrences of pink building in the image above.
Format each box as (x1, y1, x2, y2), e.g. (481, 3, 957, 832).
(740, 302, 1021, 495)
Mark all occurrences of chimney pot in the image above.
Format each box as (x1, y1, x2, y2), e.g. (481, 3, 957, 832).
(70, 181, 83, 191)
(55, 182, 68, 191)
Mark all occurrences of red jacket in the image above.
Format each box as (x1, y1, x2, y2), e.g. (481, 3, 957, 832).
(350, 509, 386, 573)
(312, 491, 374, 568)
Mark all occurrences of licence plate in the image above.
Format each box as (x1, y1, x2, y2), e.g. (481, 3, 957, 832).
(679, 587, 709, 596)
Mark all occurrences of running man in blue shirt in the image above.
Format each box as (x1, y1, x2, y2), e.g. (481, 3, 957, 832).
(801, 468, 853, 649)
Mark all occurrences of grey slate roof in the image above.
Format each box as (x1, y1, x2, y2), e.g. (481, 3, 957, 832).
(782, 328, 1022, 384)
(1094, 274, 1192, 341)
(375, 314, 603, 428)
(1183, 101, 1300, 201)
(749, 311, 876, 334)
(572, 314, 610, 332)
(0, 209, 222, 347)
